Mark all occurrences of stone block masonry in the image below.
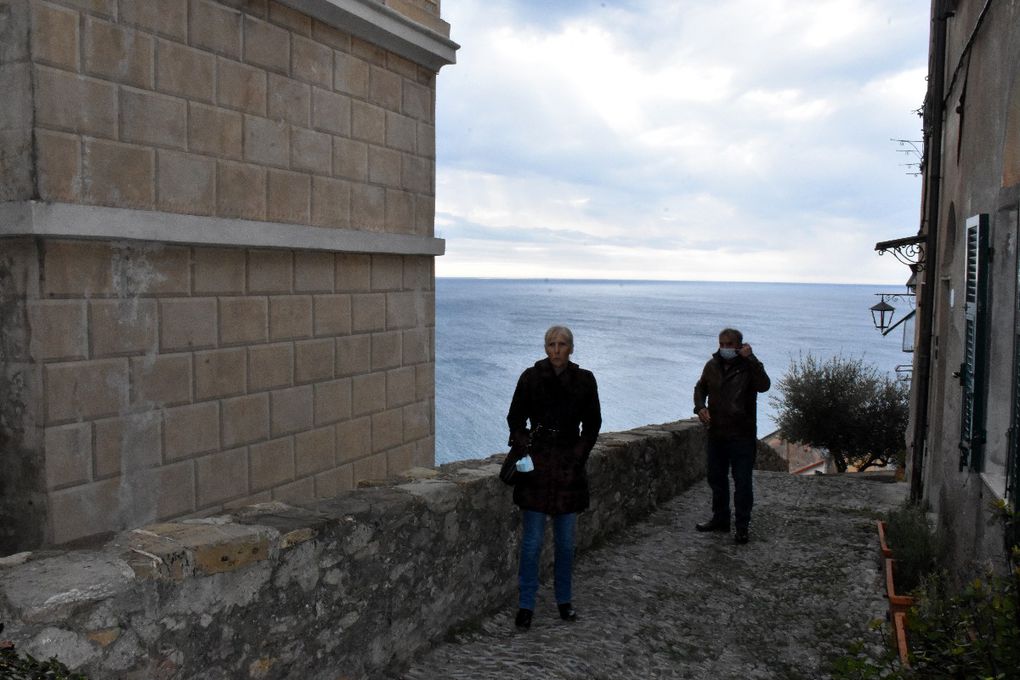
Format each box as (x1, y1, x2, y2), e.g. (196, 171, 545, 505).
(0, 0, 457, 553)
(0, 421, 710, 680)
(2, 238, 436, 549)
(12, 0, 448, 234)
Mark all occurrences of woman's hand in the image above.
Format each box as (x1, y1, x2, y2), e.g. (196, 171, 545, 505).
(511, 430, 530, 449)
(697, 407, 711, 425)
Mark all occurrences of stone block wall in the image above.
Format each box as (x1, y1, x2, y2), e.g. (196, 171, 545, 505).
(0, 421, 707, 680)
(4, 238, 435, 548)
(20, 0, 438, 233)
(0, 0, 456, 553)
(372, 0, 443, 32)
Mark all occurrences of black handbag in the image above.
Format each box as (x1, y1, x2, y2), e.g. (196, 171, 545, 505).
(499, 449, 520, 486)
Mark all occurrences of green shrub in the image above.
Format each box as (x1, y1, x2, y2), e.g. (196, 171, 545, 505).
(770, 354, 909, 473)
(884, 504, 943, 593)
(906, 565, 1020, 678)
(831, 560, 1020, 680)
(0, 624, 87, 680)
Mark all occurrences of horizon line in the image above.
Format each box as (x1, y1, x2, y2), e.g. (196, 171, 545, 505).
(434, 275, 908, 287)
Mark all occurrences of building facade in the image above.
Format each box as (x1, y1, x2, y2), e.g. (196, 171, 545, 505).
(895, 0, 1019, 573)
(0, 0, 457, 553)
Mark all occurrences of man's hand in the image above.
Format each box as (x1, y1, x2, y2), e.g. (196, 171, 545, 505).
(739, 343, 753, 358)
(697, 407, 711, 425)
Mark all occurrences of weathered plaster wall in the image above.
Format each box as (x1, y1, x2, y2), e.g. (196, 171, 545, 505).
(919, 0, 1019, 574)
(0, 421, 711, 679)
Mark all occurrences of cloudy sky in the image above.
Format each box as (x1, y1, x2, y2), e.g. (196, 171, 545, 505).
(433, 0, 930, 284)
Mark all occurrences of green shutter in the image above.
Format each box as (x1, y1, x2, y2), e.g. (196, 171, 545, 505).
(959, 214, 989, 471)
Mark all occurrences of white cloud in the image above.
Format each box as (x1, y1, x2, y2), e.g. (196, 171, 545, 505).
(739, 89, 836, 121)
(436, 0, 930, 284)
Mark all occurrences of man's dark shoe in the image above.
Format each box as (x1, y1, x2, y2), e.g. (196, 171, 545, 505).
(735, 527, 749, 544)
(558, 603, 577, 622)
(515, 608, 533, 629)
(696, 519, 731, 533)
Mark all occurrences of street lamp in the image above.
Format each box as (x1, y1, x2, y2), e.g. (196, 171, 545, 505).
(870, 297, 896, 333)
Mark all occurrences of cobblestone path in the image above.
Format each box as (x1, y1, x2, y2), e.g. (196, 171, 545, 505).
(392, 471, 906, 680)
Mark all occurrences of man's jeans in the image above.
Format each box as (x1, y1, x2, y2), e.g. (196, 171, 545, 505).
(518, 510, 576, 610)
(707, 436, 757, 529)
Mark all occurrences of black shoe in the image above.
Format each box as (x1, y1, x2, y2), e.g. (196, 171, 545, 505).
(515, 608, 533, 629)
(735, 527, 749, 544)
(696, 519, 731, 533)
(558, 603, 577, 621)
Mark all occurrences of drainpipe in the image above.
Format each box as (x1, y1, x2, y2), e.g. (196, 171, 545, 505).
(910, 0, 950, 502)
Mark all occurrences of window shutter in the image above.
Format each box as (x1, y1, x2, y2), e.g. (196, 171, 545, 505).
(959, 214, 989, 471)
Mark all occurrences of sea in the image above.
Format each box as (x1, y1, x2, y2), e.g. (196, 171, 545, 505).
(434, 279, 912, 464)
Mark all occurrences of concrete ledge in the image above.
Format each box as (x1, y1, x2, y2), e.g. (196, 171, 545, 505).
(0, 201, 446, 256)
(280, 0, 458, 70)
(0, 421, 709, 678)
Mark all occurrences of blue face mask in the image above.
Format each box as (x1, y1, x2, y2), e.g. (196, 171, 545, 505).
(719, 347, 738, 360)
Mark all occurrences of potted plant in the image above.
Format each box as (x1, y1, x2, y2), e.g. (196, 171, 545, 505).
(877, 505, 942, 664)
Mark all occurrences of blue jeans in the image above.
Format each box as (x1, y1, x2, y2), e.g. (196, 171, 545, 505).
(707, 436, 756, 529)
(518, 510, 576, 610)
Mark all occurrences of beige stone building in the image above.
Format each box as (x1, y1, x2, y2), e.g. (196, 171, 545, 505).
(0, 0, 457, 553)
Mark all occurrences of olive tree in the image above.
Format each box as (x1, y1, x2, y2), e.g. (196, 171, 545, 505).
(769, 354, 909, 473)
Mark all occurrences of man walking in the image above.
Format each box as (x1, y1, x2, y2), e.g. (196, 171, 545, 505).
(693, 328, 770, 544)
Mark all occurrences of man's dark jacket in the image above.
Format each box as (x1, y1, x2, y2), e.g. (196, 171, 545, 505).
(693, 352, 770, 440)
(507, 358, 601, 515)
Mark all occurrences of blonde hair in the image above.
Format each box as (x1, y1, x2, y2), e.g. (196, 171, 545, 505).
(544, 325, 574, 351)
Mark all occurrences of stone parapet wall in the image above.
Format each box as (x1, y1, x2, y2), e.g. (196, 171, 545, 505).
(0, 237, 435, 550)
(0, 421, 707, 680)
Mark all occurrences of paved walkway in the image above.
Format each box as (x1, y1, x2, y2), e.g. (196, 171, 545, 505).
(391, 471, 906, 680)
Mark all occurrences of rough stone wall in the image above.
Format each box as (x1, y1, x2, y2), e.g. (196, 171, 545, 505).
(26, 0, 437, 234)
(0, 239, 45, 552)
(10, 237, 434, 549)
(0, 421, 707, 680)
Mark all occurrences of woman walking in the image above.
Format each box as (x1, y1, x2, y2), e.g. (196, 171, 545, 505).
(506, 325, 601, 629)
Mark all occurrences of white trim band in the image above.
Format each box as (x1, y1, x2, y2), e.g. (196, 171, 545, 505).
(0, 202, 446, 256)
(280, 0, 458, 70)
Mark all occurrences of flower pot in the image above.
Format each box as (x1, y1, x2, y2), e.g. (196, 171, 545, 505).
(879, 523, 917, 665)
(891, 610, 910, 666)
(877, 520, 893, 559)
(884, 558, 916, 615)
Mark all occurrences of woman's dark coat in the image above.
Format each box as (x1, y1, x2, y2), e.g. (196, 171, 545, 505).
(506, 358, 602, 515)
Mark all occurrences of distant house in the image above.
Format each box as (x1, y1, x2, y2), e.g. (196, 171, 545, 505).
(762, 431, 828, 474)
(880, 0, 1020, 574)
